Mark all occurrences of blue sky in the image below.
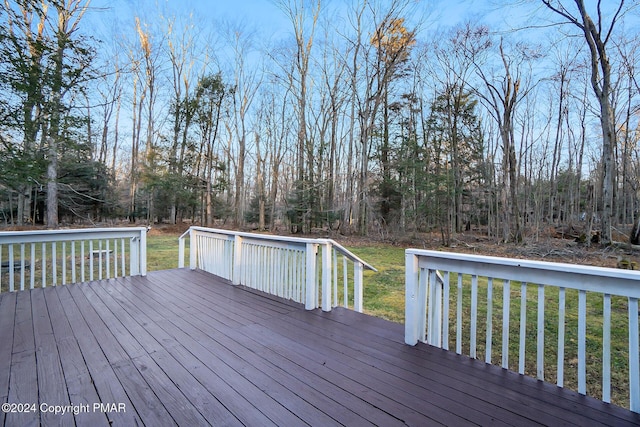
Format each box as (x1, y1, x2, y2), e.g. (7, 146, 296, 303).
(90, 0, 295, 33)
(86, 0, 638, 44)
(87, 0, 505, 42)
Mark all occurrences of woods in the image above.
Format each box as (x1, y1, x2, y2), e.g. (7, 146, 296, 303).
(1, 0, 639, 245)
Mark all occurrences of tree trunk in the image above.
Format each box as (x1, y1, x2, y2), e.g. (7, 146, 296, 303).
(630, 216, 640, 245)
(129, 75, 142, 222)
(598, 93, 615, 245)
(46, 136, 58, 228)
(235, 134, 245, 227)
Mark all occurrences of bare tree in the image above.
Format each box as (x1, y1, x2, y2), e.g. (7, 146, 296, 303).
(96, 61, 121, 167)
(472, 36, 539, 243)
(318, 20, 348, 229)
(542, 0, 628, 245)
(350, 0, 417, 235)
(165, 14, 200, 224)
(340, 0, 366, 233)
(135, 17, 162, 224)
(225, 24, 263, 228)
(616, 34, 640, 242)
(262, 76, 292, 231)
(126, 33, 144, 222)
(276, 0, 321, 233)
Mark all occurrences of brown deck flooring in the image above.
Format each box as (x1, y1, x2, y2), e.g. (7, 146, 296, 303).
(0, 268, 639, 426)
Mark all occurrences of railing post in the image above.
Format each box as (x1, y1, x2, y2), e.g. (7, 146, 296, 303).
(333, 250, 338, 308)
(305, 243, 317, 310)
(232, 235, 243, 285)
(8, 245, 15, 292)
(178, 231, 186, 268)
(321, 241, 332, 312)
(353, 262, 363, 313)
(130, 237, 139, 276)
(139, 227, 147, 276)
(189, 229, 197, 270)
(427, 269, 443, 347)
(629, 297, 639, 413)
(405, 251, 420, 345)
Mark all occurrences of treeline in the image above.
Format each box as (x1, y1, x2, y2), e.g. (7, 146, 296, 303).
(1, 0, 639, 245)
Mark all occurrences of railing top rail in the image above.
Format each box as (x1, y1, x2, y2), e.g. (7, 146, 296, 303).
(407, 249, 640, 297)
(178, 228, 191, 240)
(185, 226, 377, 271)
(325, 239, 377, 271)
(0, 227, 147, 244)
(187, 226, 323, 244)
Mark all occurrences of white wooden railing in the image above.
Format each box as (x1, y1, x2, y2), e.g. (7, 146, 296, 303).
(178, 226, 376, 312)
(405, 249, 640, 412)
(0, 227, 147, 292)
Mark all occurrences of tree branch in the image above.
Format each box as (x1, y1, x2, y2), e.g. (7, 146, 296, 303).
(541, 0, 584, 30)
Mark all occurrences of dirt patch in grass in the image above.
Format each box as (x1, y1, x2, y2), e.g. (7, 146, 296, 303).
(147, 223, 191, 236)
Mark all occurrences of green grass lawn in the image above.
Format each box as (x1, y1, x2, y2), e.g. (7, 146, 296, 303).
(147, 234, 185, 271)
(350, 246, 406, 322)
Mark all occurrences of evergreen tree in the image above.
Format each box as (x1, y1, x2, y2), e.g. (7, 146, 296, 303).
(0, 0, 95, 227)
(420, 87, 485, 242)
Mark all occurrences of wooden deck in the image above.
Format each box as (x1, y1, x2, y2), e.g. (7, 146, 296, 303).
(1, 269, 639, 426)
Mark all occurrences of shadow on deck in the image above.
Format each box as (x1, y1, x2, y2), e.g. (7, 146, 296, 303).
(1, 268, 638, 426)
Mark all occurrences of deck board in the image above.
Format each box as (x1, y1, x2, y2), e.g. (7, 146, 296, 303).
(145, 272, 419, 425)
(280, 310, 573, 425)
(256, 316, 515, 426)
(43, 286, 110, 427)
(103, 275, 303, 427)
(55, 284, 140, 426)
(109, 276, 326, 426)
(0, 292, 16, 427)
(31, 289, 74, 427)
(7, 291, 39, 427)
(0, 268, 639, 426)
